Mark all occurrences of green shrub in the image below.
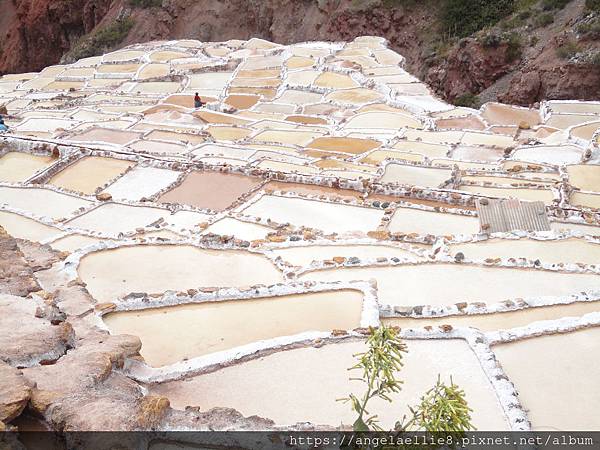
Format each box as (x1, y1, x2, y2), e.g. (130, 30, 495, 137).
(556, 40, 581, 59)
(585, 0, 600, 12)
(577, 18, 600, 37)
(541, 0, 571, 10)
(66, 17, 134, 62)
(129, 0, 162, 7)
(441, 0, 515, 38)
(536, 12, 555, 27)
(505, 32, 523, 61)
(454, 92, 481, 108)
(530, 35, 540, 46)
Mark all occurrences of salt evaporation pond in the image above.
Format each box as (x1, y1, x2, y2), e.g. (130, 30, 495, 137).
(48, 156, 133, 195)
(300, 264, 600, 307)
(150, 339, 509, 430)
(0, 152, 56, 182)
(493, 327, 600, 430)
(0, 186, 92, 219)
(388, 207, 480, 235)
(103, 290, 363, 366)
(79, 245, 283, 302)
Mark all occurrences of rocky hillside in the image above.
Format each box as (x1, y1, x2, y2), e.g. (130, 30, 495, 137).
(1, 0, 599, 105)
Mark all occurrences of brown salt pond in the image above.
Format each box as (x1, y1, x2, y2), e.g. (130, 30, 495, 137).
(481, 103, 541, 126)
(300, 263, 600, 307)
(79, 245, 283, 303)
(159, 171, 263, 211)
(262, 181, 363, 201)
(384, 301, 600, 332)
(388, 207, 480, 236)
(65, 128, 142, 146)
(493, 327, 600, 430)
(103, 290, 363, 367)
(0, 152, 56, 182)
(150, 339, 509, 430)
(450, 238, 600, 265)
(307, 137, 380, 155)
(48, 157, 133, 195)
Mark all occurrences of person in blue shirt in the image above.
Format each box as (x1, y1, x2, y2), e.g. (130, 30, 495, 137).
(0, 116, 7, 132)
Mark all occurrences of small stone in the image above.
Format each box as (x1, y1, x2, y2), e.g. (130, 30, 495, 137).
(331, 329, 348, 337)
(440, 324, 453, 332)
(332, 256, 346, 264)
(479, 198, 489, 206)
(454, 252, 465, 262)
(95, 192, 112, 201)
(367, 230, 391, 240)
(518, 121, 530, 130)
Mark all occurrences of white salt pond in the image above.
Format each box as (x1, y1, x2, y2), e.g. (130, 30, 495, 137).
(203, 217, 273, 241)
(270, 244, 423, 266)
(48, 234, 108, 253)
(380, 164, 452, 188)
(493, 327, 600, 430)
(79, 245, 283, 302)
(103, 167, 181, 201)
(103, 290, 363, 367)
(449, 238, 600, 265)
(150, 339, 509, 430)
(459, 185, 554, 205)
(0, 186, 92, 220)
(66, 204, 171, 236)
(388, 208, 480, 236)
(300, 264, 600, 307)
(242, 195, 384, 234)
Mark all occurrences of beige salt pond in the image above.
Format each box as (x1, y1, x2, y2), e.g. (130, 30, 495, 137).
(159, 171, 262, 211)
(384, 301, 600, 332)
(571, 192, 600, 210)
(0, 211, 61, 242)
(103, 290, 363, 367)
(388, 207, 480, 236)
(203, 217, 272, 241)
(79, 245, 283, 303)
(48, 234, 108, 253)
(242, 195, 384, 234)
(301, 263, 600, 307)
(150, 339, 509, 430)
(380, 164, 452, 188)
(270, 244, 423, 266)
(307, 137, 380, 155)
(450, 238, 600, 265)
(66, 128, 142, 146)
(566, 165, 600, 192)
(48, 157, 133, 195)
(0, 152, 56, 182)
(0, 187, 92, 220)
(459, 185, 554, 205)
(493, 327, 600, 430)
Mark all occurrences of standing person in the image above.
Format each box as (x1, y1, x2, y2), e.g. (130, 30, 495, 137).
(194, 92, 203, 108)
(0, 116, 7, 133)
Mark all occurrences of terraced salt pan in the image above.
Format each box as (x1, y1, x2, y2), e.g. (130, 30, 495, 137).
(104, 290, 363, 367)
(493, 327, 600, 430)
(566, 165, 600, 192)
(360, 150, 424, 165)
(481, 103, 541, 126)
(550, 221, 600, 235)
(79, 245, 283, 303)
(252, 130, 323, 146)
(129, 140, 188, 155)
(548, 102, 600, 114)
(307, 137, 380, 155)
(151, 339, 508, 430)
(343, 111, 421, 130)
(452, 146, 503, 162)
(65, 128, 142, 146)
(203, 218, 272, 241)
(512, 145, 583, 165)
(103, 167, 181, 201)
(159, 171, 262, 211)
(380, 164, 452, 188)
(242, 195, 384, 234)
(48, 157, 133, 195)
(393, 141, 449, 158)
(0, 152, 55, 182)
(165, 210, 212, 230)
(546, 114, 600, 129)
(301, 264, 600, 307)
(459, 185, 554, 205)
(326, 88, 384, 105)
(66, 204, 171, 236)
(450, 238, 600, 265)
(0, 211, 61, 242)
(263, 181, 363, 201)
(271, 244, 423, 266)
(571, 192, 600, 209)
(388, 207, 479, 236)
(0, 187, 92, 220)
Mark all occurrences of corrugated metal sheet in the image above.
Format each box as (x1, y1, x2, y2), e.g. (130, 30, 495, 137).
(476, 198, 550, 232)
